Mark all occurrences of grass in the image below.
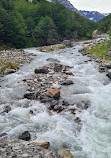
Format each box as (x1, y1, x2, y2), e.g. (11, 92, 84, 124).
(0, 58, 19, 73)
(85, 42, 110, 60)
(84, 41, 92, 44)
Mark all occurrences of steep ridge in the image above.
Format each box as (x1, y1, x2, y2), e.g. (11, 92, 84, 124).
(46, 0, 79, 12)
(80, 10, 105, 22)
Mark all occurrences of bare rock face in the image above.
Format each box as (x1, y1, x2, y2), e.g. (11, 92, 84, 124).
(0, 139, 62, 158)
(47, 0, 79, 13)
(46, 89, 60, 98)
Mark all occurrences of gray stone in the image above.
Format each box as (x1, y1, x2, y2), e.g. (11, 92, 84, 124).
(4, 68, 16, 74)
(63, 40, 73, 47)
(61, 80, 73, 85)
(104, 61, 111, 68)
(50, 100, 58, 109)
(18, 131, 31, 141)
(3, 105, 11, 113)
(0, 139, 62, 158)
(46, 58, 60, 63)
(24, 92, 35, 99)
(34, 66, 49, 74)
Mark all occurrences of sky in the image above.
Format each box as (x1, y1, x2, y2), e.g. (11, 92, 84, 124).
(69, 0, 111, 13)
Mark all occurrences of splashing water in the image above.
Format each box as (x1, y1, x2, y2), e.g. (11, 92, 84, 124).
(0, 42, 111, 158)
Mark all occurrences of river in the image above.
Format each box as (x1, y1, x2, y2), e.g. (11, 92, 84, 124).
(0, 40, 111, 158)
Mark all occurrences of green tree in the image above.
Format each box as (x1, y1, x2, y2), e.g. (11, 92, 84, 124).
(34, 16, 59, 45)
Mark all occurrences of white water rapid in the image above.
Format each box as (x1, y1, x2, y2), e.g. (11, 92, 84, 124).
(0, 41, 111, 158)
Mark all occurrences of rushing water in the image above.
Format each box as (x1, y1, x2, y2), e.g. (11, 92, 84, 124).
(0, 41, 111, 158)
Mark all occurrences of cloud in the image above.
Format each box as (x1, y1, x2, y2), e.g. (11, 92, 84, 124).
(69, 0, 111, 13)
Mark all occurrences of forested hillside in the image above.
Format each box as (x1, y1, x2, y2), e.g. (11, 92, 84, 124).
(0, 0, 97, 48)
(98, 14, 111, 33)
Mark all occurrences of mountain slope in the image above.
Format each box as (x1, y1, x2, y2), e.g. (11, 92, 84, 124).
(46, 0, 79, 12)
(98, 14, 111, 32)
(80, 10, 105, 22)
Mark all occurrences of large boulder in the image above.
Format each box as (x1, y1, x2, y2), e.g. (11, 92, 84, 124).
(34, 66, 49, 74)
(92, 30, 100, 38)
(46, 89, 60, 98)
(63, 40, 73, 47)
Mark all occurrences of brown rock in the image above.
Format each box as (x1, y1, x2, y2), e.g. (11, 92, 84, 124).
(33, 142, 50, 149)
(46, 89, 60, 98)
(65, 71, 73, 75)
(58, 150, 74, 158)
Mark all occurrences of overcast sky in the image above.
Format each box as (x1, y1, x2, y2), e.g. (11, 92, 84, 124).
(69, 0, 111, 13)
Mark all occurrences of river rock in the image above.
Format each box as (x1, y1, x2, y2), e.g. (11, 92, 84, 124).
(54, 63, 66, 72)
(53, 105, 64, 112)
(3, 105, 11, 113)
(46, 89, 60, 98)
(24, 92, 35, 99)
(52, 83, 61, 89)
(34, 66, 49, 74)
(61, 80, 73, 85)
(18, 131, 31, 141)
(104, 61, 111, 68)
(65, 71, 73, 75)
(50, 100, 58, 108)
(63, 40, 73, 47)
(4, 68, 16, 74)
(58, 150, 74, 158)
(78, 47, 87, 52)
(33, 142, 50, 149)
(46, 58, 60, 63)
(62, 100, 69, 106)
(0, 139, 62, 158)
(106, 69, 111, 79)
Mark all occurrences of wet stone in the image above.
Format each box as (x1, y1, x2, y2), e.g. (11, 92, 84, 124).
(61, 80, 74, 85)
(50, 100, 58, 109)
(34, 66, 49, 74)
(3, 105, 11, 113)
(18, 131, 31, 141)
(24, 92, 35, 99)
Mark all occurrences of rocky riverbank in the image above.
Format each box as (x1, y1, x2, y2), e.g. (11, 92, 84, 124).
(1, 38, 110, 158)
(79, 37, 111, 80)
(0, 49, 34, 75)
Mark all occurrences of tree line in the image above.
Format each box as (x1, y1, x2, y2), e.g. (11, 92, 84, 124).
(0, 0, 97, 48)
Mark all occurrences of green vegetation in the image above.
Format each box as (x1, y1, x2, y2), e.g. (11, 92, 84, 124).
(0, 0, 97, 48)
(98, 14, 111, 33)
(85, 42, 110, 60)
(84, 41, 92, 44)
(0, 58, 19, 73)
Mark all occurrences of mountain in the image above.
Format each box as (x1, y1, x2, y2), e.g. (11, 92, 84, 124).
(80, 10, 106, 22)
(46, 0, 79, 12)
(98, 14, 111, 32)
